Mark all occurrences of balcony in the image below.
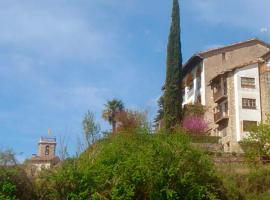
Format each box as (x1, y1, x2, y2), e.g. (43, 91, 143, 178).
(213, 88, 227, 103)
(212, 76, 227, 103)
(214, 111, 229, 124)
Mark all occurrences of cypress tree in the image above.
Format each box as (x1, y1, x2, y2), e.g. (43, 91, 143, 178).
(163, 0, 183, 130)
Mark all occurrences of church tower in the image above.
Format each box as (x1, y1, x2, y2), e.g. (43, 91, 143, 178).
(26, 133, 60, 177)
(38, 137, 57, 157)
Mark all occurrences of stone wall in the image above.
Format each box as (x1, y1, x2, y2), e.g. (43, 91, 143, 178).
(259, 64, 270, 121)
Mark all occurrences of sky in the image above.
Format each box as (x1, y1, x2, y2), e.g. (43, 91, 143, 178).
(1, 0, 270, 161)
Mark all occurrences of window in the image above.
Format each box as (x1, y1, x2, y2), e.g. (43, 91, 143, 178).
(243, 121, 257, 132)
(241, 77, 255, 88)
(45, 145, 50, 156)
(242, 98, 256, 109)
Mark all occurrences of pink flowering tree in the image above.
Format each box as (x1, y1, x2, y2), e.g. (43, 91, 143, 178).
(182, 116, 208, 135)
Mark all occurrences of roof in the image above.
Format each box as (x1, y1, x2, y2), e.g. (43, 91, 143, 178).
(261, 50, 270, 60)
(198, 38, 270, 58)
(208, 59, 259, 85)
(183, 38, 270, 76)
(28, 155, 60, 163)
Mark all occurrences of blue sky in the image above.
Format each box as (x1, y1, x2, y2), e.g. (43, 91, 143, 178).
(1, 0, 269, 161)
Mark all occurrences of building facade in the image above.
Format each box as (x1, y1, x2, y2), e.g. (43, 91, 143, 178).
(183, 39, 270, 152)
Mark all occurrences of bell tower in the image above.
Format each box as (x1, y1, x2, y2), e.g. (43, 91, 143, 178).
(38, 137, 56, 157)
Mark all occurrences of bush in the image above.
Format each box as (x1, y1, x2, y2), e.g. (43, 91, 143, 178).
(217, 163, 270, 200)
(183, 104, 206, 117)
(36, 129, 228, 199)
(115, 110, 151, 132)
(182, 104, 209, 135)
(241, 115, 270, 162)
(0, 166, 36, 200)
(182, 116, 209, 134)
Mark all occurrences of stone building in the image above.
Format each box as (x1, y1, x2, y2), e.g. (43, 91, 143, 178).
(183, 38, 270, 152)
(25, 137, 60, 176)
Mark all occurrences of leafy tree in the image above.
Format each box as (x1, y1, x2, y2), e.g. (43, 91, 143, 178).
(102, 99, 124, 133)
(182, 116, 208, 135)
(182, 104, 209, 135)
(163, 0, 183, 130)
(0, 166, 36, 200)
(154, 95, 164, 126)
(241, 114, 270, 162)
(82, 111, 100, 147)
(115, 109, 151, 132)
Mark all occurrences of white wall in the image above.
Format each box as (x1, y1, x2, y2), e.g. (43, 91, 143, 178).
(234, 63, 261, 141)
(201, 62, 206, 106)
(182, 63, 203, 105)
(34, 163, 51, 171)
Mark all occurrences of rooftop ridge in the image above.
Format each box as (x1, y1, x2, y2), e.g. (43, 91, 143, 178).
(198, 38, 270, 57)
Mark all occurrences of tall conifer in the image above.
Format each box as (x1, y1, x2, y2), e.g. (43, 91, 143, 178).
(163, 0, 183, 130)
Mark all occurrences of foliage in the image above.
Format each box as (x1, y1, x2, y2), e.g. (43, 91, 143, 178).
(115, 109, 151, 132)
(182, 116, 208, 134)
(181, 104, 208, 135)
(189, 135, 220, 144)
(163, 0, 183, 130)
(241, 114, 270, 162)
(83, 110, 101, 147)
(0, 180, 17, 200)
(184, 104, 206, 117)
(154, 95, 164, 124)
(35, 158, 92, 200)
(35, 129, 228, 200)
(0, 166, 36, 200)
(217, 163, 270, 200)
(102, 99, 124, 133)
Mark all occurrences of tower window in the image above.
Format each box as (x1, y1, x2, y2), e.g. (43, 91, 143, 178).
(45, 145, 50, 156)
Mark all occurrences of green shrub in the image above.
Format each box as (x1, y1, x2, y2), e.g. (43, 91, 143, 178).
(37, 129, 228, 199)
(246, 167, 270, 193)
(0, 167, 35, 200)
(217, 163, 270, 200)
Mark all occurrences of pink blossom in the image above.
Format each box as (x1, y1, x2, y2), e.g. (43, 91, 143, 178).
(182, 116, 208, 134)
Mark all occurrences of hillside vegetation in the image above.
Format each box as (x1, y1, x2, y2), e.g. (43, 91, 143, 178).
(1, 128, 270, 199)
(35, 129, 227, 200)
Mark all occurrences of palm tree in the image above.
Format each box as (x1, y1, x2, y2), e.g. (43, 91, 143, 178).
(102, 99, 124, 133)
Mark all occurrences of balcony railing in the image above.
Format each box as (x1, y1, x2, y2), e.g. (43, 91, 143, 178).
(213, 88, 227, 103)
(214, 111, 229, 123)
